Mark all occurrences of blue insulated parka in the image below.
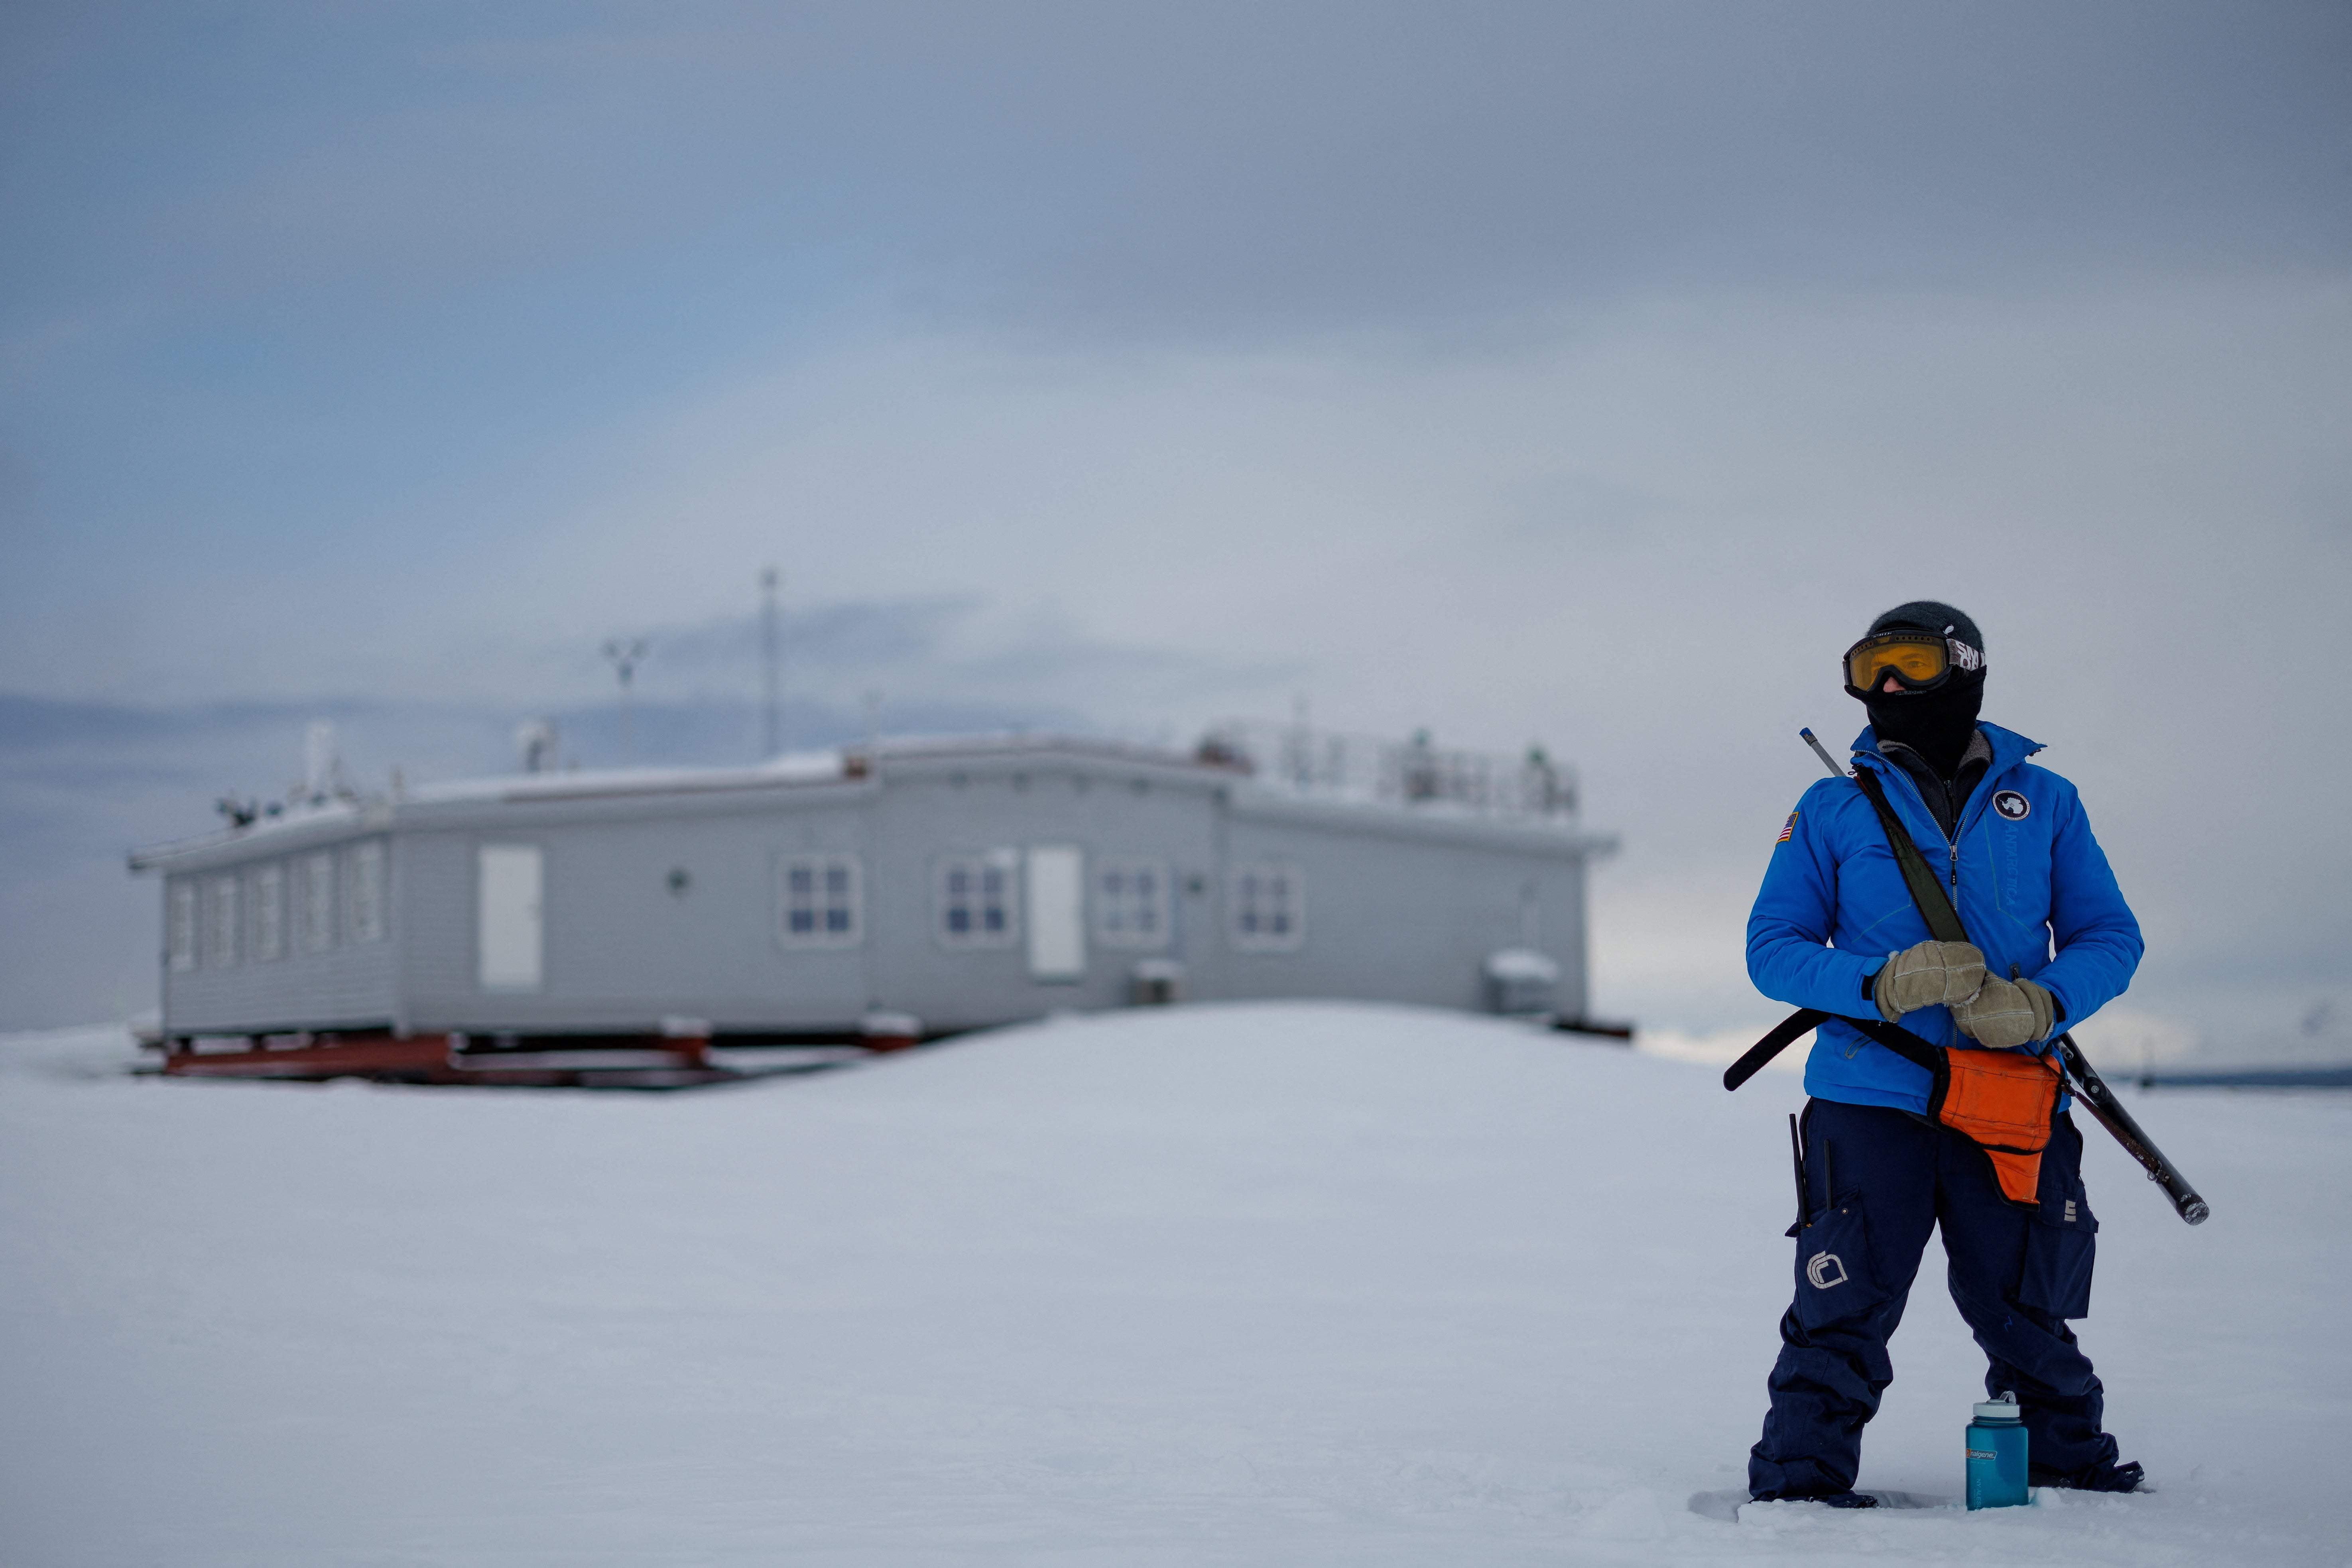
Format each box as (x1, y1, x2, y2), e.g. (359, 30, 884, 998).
(1747, 722, 2143, 1113)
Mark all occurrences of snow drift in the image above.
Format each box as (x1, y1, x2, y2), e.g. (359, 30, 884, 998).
(0, 1003, 2344, 1566)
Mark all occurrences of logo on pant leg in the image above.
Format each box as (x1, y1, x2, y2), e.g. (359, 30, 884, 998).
(1806, 1251, 1849, 1289)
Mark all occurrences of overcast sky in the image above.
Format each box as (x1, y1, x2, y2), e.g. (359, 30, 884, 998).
(2, 2, 2347, 1046)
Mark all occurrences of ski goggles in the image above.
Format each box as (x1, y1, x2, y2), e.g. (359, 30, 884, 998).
(1843, 629, 1984, 693)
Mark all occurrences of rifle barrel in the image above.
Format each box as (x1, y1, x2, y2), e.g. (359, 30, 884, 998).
(2056, 1036, 2210, 1225)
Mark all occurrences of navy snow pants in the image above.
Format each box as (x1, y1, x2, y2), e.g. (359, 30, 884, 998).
(1748, 1098, 2116, 1499)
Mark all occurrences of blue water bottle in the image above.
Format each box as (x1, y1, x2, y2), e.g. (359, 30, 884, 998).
(1966, 1391, 2030, 1510)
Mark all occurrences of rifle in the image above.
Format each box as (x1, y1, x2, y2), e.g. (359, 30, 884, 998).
(1725, 729, 2209, 1226)
(2048, 1030, 2208, 1224)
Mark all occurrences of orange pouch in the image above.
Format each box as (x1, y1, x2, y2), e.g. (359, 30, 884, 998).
(1929, 1049, 2062, 1206)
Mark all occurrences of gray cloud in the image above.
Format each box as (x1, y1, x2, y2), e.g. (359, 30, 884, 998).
(0, 3, 2344, 1055)
(7, 4, 2345, 347)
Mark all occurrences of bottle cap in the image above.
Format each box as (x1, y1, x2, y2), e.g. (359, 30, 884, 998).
(1972, 1391, 2022, 1422)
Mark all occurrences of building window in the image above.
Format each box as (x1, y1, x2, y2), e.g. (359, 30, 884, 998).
(1094, 857, 1171, 950)
(299, 851, 336, 953)
(167, 881, 197, 972)
(252, 863, 285, 961)
(936, 852, 1019, 948)
(349, 840, 387, 942)
(779, 854, 862, 948)
(1229, 861, 1306, 952)
(206, 876, 240, 967)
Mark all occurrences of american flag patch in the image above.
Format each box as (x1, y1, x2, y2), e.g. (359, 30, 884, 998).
(1776, 811, 1797, 844)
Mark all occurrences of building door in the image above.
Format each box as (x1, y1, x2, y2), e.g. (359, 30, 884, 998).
(1025, 845, 1085, 982)
(477, 844, 544, 992)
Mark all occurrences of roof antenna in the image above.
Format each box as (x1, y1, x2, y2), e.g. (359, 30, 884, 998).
(760, 567, 782, 760)
(602, 639, 649, 765)
(301, 720, 351, 803)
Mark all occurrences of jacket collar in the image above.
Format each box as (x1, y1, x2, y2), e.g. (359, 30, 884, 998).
(1878, 727, 1994, 781)
(1852, 720, 2041, 778)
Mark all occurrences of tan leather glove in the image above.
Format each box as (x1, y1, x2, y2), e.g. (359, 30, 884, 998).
(1872, 939, 1986, 1022)
(1952, 976, 2057, 1049)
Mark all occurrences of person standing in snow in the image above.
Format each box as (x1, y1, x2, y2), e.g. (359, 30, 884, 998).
(1744, 601, 2146, 1505)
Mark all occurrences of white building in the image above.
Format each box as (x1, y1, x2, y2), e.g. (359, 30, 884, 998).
(130, 726, 1616, 1070)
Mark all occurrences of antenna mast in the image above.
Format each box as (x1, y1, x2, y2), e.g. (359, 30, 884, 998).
(760, 567, 781, 759)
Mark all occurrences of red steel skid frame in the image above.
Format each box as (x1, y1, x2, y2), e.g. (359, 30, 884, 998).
(162, 1031, 464, 1080)
(157, 1031, 714, 1083)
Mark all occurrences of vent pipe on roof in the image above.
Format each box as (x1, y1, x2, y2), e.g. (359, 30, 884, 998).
(517, 720, 558, 774)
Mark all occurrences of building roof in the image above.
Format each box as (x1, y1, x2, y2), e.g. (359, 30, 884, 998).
(126, 734, 1230, 870)
(128, 728, 1611, 871)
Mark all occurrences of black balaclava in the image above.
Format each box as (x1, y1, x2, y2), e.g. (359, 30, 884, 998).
(1852, 600, 1985, 778)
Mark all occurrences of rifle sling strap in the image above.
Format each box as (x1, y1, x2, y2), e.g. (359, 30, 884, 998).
(1848, 765, 1969, 945)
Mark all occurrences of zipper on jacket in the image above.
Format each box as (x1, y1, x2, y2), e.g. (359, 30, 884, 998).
(1869, 750, 1964, 897)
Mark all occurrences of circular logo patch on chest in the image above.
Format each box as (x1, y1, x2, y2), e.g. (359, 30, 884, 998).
(1992, 789, 2031, 821)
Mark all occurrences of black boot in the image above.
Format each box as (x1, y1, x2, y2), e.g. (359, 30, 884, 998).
(2029, 1458, 2145, 1493)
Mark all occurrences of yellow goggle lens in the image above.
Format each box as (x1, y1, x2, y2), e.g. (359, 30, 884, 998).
(1846, 635, 1949, 689)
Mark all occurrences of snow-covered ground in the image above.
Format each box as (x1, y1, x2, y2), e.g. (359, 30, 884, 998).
(2, 1003, 2344, 1566)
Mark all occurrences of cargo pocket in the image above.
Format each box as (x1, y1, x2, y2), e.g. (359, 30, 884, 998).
(1791, 1190, 1891, 1332)
(2016, 1178, 2098, 1319)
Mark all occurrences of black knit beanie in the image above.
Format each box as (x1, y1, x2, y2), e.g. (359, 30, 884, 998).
(1870, 600, 1984, 658)
(1852, 600, 1986, 776)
